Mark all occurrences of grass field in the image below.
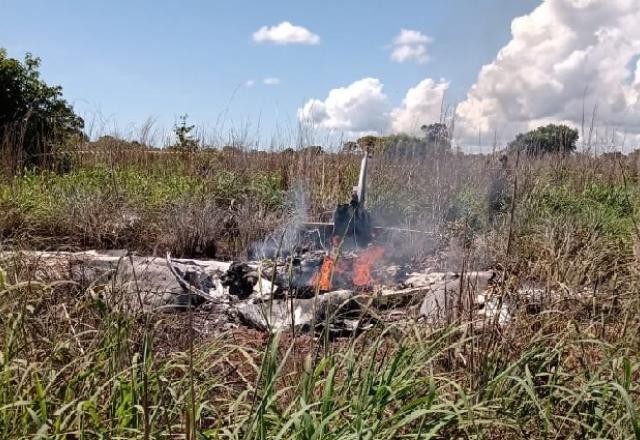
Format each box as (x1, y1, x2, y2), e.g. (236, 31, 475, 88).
(1, 146, 640, 438)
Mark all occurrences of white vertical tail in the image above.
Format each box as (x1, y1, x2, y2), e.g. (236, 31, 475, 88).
(356, 153, 368, 208)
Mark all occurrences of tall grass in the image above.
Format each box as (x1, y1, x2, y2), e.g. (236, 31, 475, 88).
(0, 265, 638, 438)
(1, 144, 640, 438)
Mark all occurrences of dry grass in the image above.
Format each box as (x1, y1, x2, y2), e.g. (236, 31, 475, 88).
(1, 143, 640, 438)
(0, 266, 638, 438)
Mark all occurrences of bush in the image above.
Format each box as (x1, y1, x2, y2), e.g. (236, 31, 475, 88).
(528, 182, 636, 237)
(445, 188, 487, 233)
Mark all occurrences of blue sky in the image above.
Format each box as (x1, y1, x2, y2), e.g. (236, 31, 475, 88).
(4, 0, 640, 150)
(1, 0, 540, 142)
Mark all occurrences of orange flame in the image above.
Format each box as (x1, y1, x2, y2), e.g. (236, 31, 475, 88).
(352, 246, 385, 287)
(312, 239, 385, 291)
(313, 254, 336, 291)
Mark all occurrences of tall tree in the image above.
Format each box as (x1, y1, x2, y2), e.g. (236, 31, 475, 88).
(508, 124, 578, 156)
(0, 49, 84, 170)
(420, 122, 451, 153)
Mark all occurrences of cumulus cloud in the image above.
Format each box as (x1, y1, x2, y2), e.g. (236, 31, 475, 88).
(244, 79, 255, 87)
(390, 29, 432, 64)
(298, 78, 391, 134)
(391, 78, 449, 134)
(298, 77, 449, 136)
(253, 21, 320, 45)
(263, 77, 281, 86)
(456, 0, 640, 146)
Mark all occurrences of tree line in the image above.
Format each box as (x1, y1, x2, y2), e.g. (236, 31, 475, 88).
(2, 48, 582, 173)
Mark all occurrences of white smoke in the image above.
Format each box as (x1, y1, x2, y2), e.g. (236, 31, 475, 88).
(250, 186, 314, 260)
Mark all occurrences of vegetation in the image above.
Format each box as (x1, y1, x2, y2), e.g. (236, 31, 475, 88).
(1, 275, 638, 438)
(420, 122, 451, 153)
(0, 139, 639, 439)
(508, 124, 579, 156)
(0, 49, 84, 172)
(169, 114, 201, 152)
(343, 123, 452, 157)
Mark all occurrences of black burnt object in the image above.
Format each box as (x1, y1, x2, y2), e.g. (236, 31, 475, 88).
(221, 262, 260, 298)
(332, 193, 372, 248)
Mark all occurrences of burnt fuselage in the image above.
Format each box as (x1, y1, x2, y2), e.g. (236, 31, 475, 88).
(332, 196, 372, 248)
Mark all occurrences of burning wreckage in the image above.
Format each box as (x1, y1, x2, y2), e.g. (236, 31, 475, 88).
(11, 153, 519, 334)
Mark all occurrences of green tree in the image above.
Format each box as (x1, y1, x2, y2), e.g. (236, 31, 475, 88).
(344, 135, 424, 156)
(420, 122, 451, 153)
(169, 114, 200, 151)
(342, 136, 381, 154)
(0, 49, 84, 170)
(381, 134, 428, 157)
(299, 145, 323, 155)
(508, 124, 578, 156)
(343, 124, 452, 157)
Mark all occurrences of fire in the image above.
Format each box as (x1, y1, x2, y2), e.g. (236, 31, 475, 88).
(352, 245, 385, 287)
(312, 243, 385, 291)
(313, 254, 337, 291)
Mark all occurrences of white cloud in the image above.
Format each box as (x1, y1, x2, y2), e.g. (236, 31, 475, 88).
(252, 21, 320, 45)
(298, 77, 449, 136)
(394, 28, 431, 46)
(297, 78, 391, 134)
(390, 29, 432, 64)
(456, 0, 640, 147)
(244, 79, 255, 87)
(391, 78, 449, 135)
(263, 77, 281, 86)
